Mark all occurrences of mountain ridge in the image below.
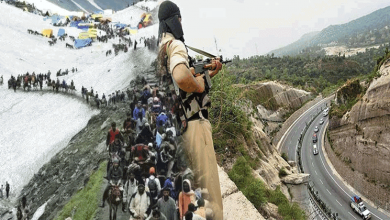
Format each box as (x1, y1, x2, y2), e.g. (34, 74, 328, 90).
(269, 5, 390, 57)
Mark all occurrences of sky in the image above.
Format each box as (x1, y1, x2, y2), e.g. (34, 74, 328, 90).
(169, 0, 390, 59)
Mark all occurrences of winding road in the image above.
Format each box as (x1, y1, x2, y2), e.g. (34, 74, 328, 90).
(279, 98, 390, 220)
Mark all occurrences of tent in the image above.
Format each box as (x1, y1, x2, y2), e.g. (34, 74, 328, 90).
(70, 20, 81, 27)
(91, 14, 103, 20)
(42, 29, 53, 38)
(87, 29, 97, 39)
(79, 32, 96, 39)
(57, 28, 65, 37)
(114, 23, 127, 29)
(74, 38, 92, 49)
(78, 32, 90, 39)
(139, 13, 152, 28)
(126, 27, 138, 35)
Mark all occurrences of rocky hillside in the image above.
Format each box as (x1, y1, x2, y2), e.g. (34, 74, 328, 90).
(328, 59, 390, 210)
(237, 81, 312, 138)
(218, 81, 312, 219)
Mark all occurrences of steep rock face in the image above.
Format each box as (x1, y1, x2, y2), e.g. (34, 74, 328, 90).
(218, 166, 265, 220)
(329, 59, 390, 184)
(238, 81, 311, 116)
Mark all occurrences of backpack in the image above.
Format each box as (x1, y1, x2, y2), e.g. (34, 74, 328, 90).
(148, 177, 158, 197)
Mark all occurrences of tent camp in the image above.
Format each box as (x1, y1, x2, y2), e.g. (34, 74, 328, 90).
(79, 31, 96, 39)
(138, 13, 152, 29)
(99, 17, 112, 25)
(78, 32, 90, 39)
(78, 23, 94, 31)
(114, 23, 127, 29)
(91, 14, 103, 21)
(42, 29, 53, 38)
(70, 20, 81, 27)
(74, 38, 92, 49)
(126, 27, 138, 35)
(57, 28, 65, 37)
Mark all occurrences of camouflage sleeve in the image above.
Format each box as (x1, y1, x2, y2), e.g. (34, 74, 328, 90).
(168, 40, 189, 74)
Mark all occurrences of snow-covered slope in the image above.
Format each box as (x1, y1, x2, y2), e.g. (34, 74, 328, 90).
(0, 0, 158, 207)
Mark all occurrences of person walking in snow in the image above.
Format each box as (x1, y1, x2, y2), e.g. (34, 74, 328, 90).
(5, 181, 10, 199)
(0, 185, 3, 199)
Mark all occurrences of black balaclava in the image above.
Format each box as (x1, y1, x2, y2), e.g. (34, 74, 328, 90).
(158, 1, 184, 43)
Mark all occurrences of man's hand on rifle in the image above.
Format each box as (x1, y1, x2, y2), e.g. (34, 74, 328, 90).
(209, 58, 223, 78)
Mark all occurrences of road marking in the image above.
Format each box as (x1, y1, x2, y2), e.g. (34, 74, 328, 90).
(315, 170, 317, 175)
(312, 162, 314, 167)
(310, 155, 312, 160)
(348, 212, 357, 219)
(277, 97, 329, 152)
(318, 126, 385, 220)
(326, 189, 332, 195)
(320, 179, 323, 184)
(336, 200, 342, 206)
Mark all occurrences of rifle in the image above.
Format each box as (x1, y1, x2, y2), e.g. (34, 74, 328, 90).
(186, 45, 231, 91)
(191, 57, 231, 91)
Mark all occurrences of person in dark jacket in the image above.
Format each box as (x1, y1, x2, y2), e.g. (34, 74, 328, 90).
(100, 158, 125, 211)
(5, 182, 10, 199)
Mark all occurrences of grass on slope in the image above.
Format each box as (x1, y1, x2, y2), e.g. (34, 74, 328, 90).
(55, 161, 107, 220)
(229, 157, 306, 220)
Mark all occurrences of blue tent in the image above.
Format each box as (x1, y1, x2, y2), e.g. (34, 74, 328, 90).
(70, 20, 81, 27)
(57, 29, 65, 37)
(94, 10, 104, 14)
(74, 38, 92, 49)
(78, 26, 90, 30)
(114, 23, 127, 29)
(50, 15, 63, 25)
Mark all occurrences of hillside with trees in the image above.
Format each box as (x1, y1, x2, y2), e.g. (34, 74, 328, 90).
(229, 43, 389, 95)
(269, 5, 390, 56)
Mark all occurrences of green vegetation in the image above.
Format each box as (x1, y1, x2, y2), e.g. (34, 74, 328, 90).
(228, 44, 390, 96)
(209, 67, 253, 154)
(281, 152, 289, 162)
(329, 79, 362, 118)
(55, 161, 107, 220)
(278, 167, 288, 178)
(229, 157, 305, 220)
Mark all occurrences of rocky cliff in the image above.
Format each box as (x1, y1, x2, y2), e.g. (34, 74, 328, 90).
(236, 81, 312, 139)
(220, 82, 312, 218)
(328, 59, 390, 209)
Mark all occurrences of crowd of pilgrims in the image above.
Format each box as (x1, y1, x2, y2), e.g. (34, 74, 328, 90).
(7, 68, 78, 93)
(102, 75, 214, 220)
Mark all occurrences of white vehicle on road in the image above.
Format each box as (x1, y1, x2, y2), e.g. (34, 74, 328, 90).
(350, 195, 371, 219)
(313, 144, 318, 155)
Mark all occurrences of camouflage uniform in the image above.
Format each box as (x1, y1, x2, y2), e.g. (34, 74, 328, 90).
(158, 32, 223, 220)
